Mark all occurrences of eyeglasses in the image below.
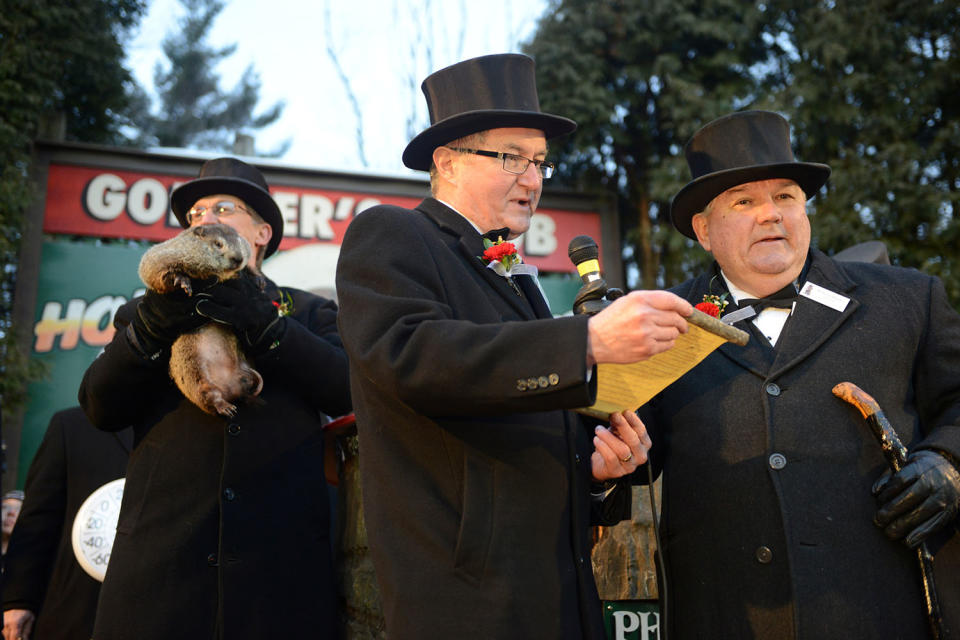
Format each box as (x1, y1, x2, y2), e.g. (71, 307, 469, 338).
(448, 147, 555, 179)
(185, 200, 256, 225)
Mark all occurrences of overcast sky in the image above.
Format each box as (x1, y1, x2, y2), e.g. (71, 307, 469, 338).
(125, 0, 550, 174)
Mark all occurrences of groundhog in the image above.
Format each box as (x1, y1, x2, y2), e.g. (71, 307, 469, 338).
(138, 224, 264, 417)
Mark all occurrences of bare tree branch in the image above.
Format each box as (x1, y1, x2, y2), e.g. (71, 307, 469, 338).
(324, 0, 368, 167)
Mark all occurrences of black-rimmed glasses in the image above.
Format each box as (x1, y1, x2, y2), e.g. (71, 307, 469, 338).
(448, 147, 555, 179)
(185, 200, 256, 225)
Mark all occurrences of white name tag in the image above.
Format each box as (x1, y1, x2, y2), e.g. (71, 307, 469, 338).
(800, 281, 850, 312)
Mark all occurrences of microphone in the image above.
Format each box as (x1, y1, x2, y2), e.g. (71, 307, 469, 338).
(568, 235, 622, 316)
(568, 235, 602, 284)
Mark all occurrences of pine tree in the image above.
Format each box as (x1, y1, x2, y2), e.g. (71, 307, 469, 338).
(759, 0, 960, 302)
(136, 0, 285, 154)
(526, 0, 773, 289)
(527, 0, 960, 307)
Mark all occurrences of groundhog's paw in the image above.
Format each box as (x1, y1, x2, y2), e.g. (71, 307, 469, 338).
(213, 398, 238, 418)
(174, 274, 194, 296)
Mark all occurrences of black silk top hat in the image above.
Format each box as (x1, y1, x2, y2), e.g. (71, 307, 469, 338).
(401, 53, 577, 171)
(670, 110, 831, 240)
(171, 157, 284, 258)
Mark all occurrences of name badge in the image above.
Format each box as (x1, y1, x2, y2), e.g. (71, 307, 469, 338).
(800, 282, 850, 312)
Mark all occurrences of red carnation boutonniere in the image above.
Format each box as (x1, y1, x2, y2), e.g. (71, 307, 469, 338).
(482, 236, 521, 272)
(695, 293, 729, 318)
(272, 289, 294, 317)
(478, 235, 538, 291)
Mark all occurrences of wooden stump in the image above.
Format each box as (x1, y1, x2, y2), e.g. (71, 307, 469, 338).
(591, 480, 661, 600)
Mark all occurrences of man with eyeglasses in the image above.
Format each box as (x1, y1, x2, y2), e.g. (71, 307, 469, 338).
(78, 158, 351, 640)
(336, 54, 691, 640)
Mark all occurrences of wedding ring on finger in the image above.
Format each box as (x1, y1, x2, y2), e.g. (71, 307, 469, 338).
(620, 453, 633, 463)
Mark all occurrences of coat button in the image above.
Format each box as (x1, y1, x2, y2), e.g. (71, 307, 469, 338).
(538, 376, 549, 389)
(765, 382, 781, 396)
(223, 488, 236, 501)
(207, 553, 218, 566)
(755, 546, 773, 564)
(516, 379, 527, 391)
(227, 423, 240, 436)
(527, 377, 538, 390)
(548, 373, 559, 386)
(769, 453, 787, 470)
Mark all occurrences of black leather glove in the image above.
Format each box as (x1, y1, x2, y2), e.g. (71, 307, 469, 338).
(131, 288, 208, 356)
(195, 275, 286, 355)
(873, 449, 960, 548)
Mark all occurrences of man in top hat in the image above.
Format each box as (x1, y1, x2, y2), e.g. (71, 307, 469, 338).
(336, 53, 692, 639)
(636, 110, 960, 639)
(78, 158, 351, 640)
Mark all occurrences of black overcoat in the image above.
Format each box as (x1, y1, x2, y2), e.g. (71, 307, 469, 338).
(2, 407, 131, 640)
(79, 281, 351, 640)
(335, 198, 628, 640)
(639, 249, 960, 639)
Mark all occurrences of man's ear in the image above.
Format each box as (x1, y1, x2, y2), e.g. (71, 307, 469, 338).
(691, 213, 711, 251)
(432, 146, 459, 184)
(255, 220, 272, 251)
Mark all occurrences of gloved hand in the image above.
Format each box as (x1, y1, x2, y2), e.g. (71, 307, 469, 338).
(131, 287, 208, 355)
(873, 449, 960, 548)
(195, 275, 286, 354)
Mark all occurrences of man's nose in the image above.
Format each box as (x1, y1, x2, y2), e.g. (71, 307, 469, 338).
(517, 161, 542, 187)
(193, 213, 219, 227)
(756, 197, 783, 224)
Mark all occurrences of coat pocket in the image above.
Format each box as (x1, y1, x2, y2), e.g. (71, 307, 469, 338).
(453, 452, 494, 581)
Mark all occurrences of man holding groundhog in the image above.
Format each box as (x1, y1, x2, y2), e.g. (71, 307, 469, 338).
(79, 158, 351, 640)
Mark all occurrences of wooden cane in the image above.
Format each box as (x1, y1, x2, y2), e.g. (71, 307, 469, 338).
(832, 381, 945, 640)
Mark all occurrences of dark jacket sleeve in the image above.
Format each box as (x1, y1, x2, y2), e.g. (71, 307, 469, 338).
(254, 289, 352, 417)
(590, 480, 633, 526)
(2, 412, 69, 612)
(78, 298, 173, 430)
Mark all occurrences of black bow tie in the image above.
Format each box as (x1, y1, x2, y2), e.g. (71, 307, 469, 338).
(483, 227, 511, 243)
(735, 282, 799, 313)
(737, 296, 797, 313)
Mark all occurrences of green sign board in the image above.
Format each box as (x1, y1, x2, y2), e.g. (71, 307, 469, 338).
(603, 601, 660, 640)
(19, 239, 146, 487)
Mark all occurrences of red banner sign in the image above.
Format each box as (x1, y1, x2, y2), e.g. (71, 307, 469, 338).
(43, 164, 601, 272)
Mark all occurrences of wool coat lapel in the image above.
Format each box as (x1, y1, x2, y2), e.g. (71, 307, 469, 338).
(419, 198, 536, 320)
(769, 251, 860, 378)
(516, 274, 553, 319)
(682, 272, 773, 377)
(687, 250, 861, 380)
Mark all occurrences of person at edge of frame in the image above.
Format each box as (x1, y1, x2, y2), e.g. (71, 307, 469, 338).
(635, 109, 960, 639)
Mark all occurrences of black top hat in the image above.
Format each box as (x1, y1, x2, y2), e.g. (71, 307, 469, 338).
(170, 157, 284, 258)
(670, 110, 831, 239)
(402, 53, 577, 171)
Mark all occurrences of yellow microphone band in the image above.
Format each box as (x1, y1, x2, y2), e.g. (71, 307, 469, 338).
(576, 259, 600, 277)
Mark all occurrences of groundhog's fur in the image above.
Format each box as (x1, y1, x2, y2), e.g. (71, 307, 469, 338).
(138, 224, 264, 417)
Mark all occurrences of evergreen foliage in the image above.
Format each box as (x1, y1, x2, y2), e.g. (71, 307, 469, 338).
(0, 0, 146, 411)
(759, 0, 960, 302)
(135, 0, 286, 154)
(526, 0, 960, 305)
